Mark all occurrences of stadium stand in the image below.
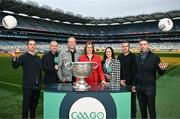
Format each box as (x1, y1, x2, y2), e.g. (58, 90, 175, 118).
(0, 0, 180, 52)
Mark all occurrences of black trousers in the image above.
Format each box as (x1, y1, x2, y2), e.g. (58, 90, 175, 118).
(131, 92, 137, 119)
(126, 87, 137, 119)
(137, 87, 156, 119)
(22, 89, 40, 119)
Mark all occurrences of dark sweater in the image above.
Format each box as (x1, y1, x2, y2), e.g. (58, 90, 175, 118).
(12, 52, 42, 89)
(117, 52, 136, 86)
(135, 51, 165, 88)
(42, 51, 59, 85)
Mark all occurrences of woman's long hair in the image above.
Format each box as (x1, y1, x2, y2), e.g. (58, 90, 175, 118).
(102, 47, 115, 66)
(83, 41, 95, 54)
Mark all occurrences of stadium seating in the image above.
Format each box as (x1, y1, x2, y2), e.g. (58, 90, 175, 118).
(0, 12, 180, 50)
(0, 40, 180, 53)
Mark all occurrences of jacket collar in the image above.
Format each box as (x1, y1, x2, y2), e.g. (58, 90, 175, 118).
(66, 49, 76, 53)
(49, 51, 59, 57)
(85, 53, 94, 61)
(103, 58, 115, 68)
(27, 51, 36, 56)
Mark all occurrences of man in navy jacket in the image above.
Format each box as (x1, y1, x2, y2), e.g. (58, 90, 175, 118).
(10, 39, 41, 119)
(42, 40, 59, 86)
(135, 39, 168, 119)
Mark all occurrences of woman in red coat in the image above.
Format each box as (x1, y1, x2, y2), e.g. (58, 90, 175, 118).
(79, 41, 106, 86)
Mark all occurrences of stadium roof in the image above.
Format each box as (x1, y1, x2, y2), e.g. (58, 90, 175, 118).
(0, 0, 180, 25)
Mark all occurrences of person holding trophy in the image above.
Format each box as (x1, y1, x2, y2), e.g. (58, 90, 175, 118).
(79, 41, 106, 86)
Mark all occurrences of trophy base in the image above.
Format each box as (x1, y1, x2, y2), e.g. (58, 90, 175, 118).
(73, 81, 91, 91)
(73, 86, 90, 91)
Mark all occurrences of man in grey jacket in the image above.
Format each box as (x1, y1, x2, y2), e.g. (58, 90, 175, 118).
(57, 37, 81, 83)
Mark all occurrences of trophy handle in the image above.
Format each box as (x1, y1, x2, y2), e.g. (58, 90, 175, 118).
(93, 62, 98, 69)
(65, 62, 73, 70)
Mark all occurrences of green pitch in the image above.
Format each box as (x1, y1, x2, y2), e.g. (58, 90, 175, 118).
(0, 53, 180, 118)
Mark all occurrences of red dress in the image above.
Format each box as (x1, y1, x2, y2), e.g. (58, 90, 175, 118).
(79, 54, 105, 86)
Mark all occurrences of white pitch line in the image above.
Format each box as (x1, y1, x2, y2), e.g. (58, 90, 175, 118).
(0, 81, 44, 92)
(0, 81, 21, 88)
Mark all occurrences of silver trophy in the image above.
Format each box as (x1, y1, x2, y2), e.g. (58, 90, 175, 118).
(65, 62, 98, 91)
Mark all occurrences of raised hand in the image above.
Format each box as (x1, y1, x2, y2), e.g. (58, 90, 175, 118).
(8, 50, 16, 58)
(158, 62, 168, 70)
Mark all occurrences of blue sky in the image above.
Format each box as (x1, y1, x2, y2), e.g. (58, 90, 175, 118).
(22, 0, 180, 18)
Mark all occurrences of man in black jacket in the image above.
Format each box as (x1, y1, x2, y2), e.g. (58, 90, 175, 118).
(42, 40, 59, 86)
(10, 39, 42, 119)
(117, 41, 136, 119)
(136, 39, 168, 119)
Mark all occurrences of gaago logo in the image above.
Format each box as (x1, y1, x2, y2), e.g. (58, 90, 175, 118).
(69, 97, 106, 119)
(71, 112, 104, 119)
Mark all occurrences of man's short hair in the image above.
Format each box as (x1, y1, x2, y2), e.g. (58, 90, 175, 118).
(68, 36, 76, 42)
(27, 39, 36, 45)
(50, 40, 58, 45)
(122, 40, 130, 48)
(139, 39, 149, 44)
